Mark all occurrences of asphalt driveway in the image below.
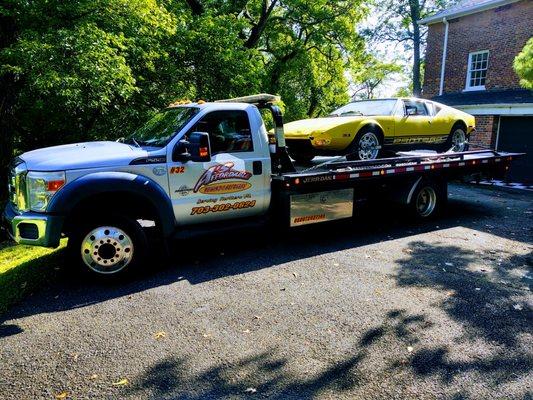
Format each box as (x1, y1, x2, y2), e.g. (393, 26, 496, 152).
(1, 183, 532, 399)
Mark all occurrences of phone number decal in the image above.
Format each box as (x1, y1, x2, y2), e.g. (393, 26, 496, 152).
(191, 200, 256, 215)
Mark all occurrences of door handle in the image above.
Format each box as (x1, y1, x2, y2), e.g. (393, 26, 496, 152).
(253, 161, 262, 175)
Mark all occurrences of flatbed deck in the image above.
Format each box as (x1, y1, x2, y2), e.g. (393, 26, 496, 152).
(277, 150, 520, 188)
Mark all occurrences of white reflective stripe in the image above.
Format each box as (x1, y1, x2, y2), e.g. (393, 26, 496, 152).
(424, 165, 431, 170)
(482, 160, 488, 164)
(386, 169, 395, 174)
(372, 171, 380, 176)
(459, 162, 465, 166)
(406, 167, 415, 172)
(495, 158, 501, 162)
(443, 163, 450, 168)
(350, 173, 359, 178)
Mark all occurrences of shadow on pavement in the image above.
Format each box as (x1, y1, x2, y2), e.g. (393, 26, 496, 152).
(1, 186, 531, 324)
(1, 184, 531, 397)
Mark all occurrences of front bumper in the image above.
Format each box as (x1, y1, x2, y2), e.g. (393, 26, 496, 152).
(2, 202, 64, 248)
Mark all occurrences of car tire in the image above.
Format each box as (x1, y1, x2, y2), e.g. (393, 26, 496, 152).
(409, 180, 447, 219)
(289, 150, 315, 164)
(442, 125, 469, 153)
(346, 128, 383, 161)
(67, 214, 148, 278)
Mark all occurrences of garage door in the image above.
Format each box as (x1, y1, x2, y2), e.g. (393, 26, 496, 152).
(497, 116, 533, 184)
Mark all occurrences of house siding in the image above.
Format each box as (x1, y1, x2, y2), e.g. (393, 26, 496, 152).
(423, 0, 533, 98)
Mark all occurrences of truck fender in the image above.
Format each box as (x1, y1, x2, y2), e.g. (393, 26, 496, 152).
(389, 177, 447, 205)
(386, 176, 423, 205)
(48, 171, 175, 236)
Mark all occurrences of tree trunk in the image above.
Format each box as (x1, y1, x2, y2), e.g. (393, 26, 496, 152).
(245, 0, 278, 49)
(410, 0, 422, 96)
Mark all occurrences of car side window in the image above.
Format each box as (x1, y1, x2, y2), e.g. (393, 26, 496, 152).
(425, 102, 435, 116)
(403, 100, 429, 116)
(189, 110, 254, 154)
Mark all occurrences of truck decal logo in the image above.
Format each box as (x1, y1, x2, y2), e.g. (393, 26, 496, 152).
(194, 162, 252, 193)
(153, 166, 167, 176)
(198, 182, 252, 194)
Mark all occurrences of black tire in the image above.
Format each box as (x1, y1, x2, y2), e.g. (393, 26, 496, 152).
(289, 150, 315, 164)
(441, 124, 469, 153)
(409, 180, 447, 219)
(67, 214, 148, 278)
(346, 127, 383, 161)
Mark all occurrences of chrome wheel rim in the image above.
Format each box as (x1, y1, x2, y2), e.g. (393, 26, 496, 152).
(81, 226, 134, 274)
(416, 187, 437, 217)
(358, 132, 380, 160)
(451, 129, 467, 152)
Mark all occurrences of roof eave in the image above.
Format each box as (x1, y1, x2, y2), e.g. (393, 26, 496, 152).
(418, 0, 522, 25)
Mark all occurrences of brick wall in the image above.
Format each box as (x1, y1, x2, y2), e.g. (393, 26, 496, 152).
(422, 0, 533, 98)
(470, 115, 498, 148)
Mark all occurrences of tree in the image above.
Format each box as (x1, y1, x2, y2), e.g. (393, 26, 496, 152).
(351, 57, 402, 99)
(0, 0, 371, 199)
(514, 37, 533, 90)
(181, 0, 369, 120)
(362, 0, 451, 96)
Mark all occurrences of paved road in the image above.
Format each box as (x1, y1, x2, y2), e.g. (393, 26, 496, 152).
(1, 184, 532, 399)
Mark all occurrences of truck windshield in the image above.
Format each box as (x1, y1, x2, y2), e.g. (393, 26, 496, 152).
(128, 106, 199, 147)
(329, 100, 397, 117)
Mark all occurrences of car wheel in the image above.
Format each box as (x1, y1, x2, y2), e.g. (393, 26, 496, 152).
(443, 126, 469, 153)
(68, 214, 147, 278)
(289, 150, 315, 164)
(347, 129, 382, 161)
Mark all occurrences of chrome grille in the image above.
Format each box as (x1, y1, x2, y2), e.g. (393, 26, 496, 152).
(8, 159, 28, 211)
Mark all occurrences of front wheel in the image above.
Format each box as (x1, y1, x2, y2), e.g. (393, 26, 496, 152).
(68, 215, 148, 277)
(346, 129, 382, 161)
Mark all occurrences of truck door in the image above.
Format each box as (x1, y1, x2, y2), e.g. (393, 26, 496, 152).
(168, 109, 270, 225)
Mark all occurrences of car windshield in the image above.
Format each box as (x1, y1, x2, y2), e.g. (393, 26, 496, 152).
(329, 100, 397, 117)
(127, 106, 199, 147)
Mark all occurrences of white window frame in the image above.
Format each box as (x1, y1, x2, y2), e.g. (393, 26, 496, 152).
(464, 50, 489, 91)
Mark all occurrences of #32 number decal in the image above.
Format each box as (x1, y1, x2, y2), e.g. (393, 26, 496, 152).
(191, 200, 256, 215)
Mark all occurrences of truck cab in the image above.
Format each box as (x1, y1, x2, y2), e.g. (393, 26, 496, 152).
(4, 95, 284, 276)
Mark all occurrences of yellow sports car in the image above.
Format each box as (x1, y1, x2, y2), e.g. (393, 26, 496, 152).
(284, 98, 476, 162)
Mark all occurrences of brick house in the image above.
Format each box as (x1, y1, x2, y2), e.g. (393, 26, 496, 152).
(420, 0, 533, 183)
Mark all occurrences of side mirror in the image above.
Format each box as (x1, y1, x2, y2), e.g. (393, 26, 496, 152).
(405, 105, 417, 116)
(172, 139, 191, 162)
(189, 131, 211, 162)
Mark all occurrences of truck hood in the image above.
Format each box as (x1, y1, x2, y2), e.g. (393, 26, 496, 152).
(20, 141, 151, 171)
(284, 116, 364, 138)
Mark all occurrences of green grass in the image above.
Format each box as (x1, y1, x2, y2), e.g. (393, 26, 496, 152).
(0, 240, 66, 316)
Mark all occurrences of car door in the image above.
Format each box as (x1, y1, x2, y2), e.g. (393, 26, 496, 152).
(168, 109, 268, 225)
(393, 99, 434, 145)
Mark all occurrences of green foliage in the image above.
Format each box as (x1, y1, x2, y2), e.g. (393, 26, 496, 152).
(0, 240, 66, 316)
(351, 56, 402, 99)
(0, 0, 369, 184)
(513, 37, 533, 90)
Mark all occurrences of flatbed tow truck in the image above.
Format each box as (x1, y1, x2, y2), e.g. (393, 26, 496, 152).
(3, 94, 522, 277)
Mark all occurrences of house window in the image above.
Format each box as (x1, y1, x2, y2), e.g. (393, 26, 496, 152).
(466, 51, 489, 91)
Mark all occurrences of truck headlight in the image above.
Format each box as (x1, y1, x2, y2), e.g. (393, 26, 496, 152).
(27, 171, 66, 212)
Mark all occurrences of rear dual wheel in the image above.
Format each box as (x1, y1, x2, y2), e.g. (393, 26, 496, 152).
(409, 180, 447, 219)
